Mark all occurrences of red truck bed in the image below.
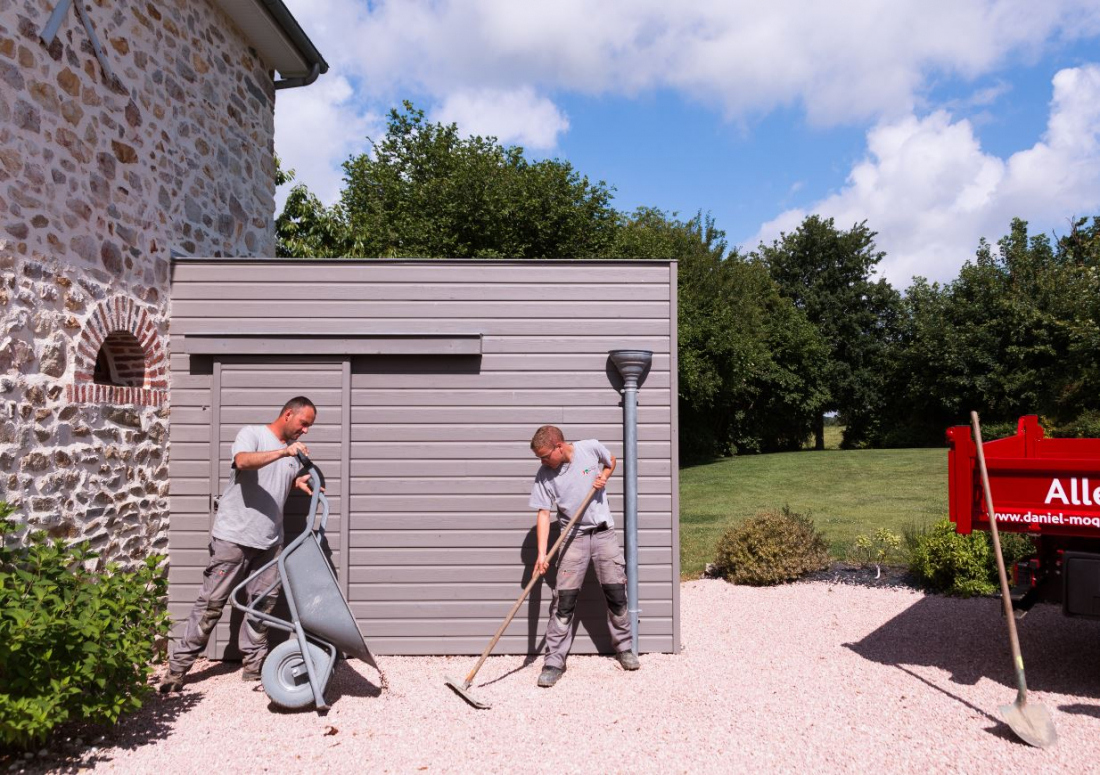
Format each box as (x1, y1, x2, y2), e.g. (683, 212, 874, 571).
(947, 415, 1100, 538)
(947, 415, 1100, 617)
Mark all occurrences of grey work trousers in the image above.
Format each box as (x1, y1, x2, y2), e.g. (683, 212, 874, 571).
(169, 537, 282, 674)
(544, 527, 632, 669)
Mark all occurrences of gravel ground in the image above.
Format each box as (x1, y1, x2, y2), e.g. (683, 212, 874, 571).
(9, 579, 1100, 774)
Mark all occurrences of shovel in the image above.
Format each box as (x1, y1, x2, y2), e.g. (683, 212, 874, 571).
(445, 485, 600, 709)
(971, 411, 1057, 749)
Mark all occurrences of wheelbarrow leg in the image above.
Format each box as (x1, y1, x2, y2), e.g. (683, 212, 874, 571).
(292, 621, 329, 710)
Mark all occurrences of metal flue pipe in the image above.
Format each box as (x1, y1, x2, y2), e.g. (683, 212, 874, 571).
(609, 349, 652, 656)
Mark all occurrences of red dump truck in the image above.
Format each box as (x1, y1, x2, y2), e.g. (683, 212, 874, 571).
(947, 415, 1100, 617)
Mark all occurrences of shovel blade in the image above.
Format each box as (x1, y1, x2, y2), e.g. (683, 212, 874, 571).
(444, 676, 491, 710)
(999, 700, 1057, 749)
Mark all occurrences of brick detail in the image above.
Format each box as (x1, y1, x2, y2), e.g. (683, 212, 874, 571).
(69, 296, 167, 407)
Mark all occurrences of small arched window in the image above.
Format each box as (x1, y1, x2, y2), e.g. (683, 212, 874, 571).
(68, 297, 167, 407)
(93, 331, 146, 387)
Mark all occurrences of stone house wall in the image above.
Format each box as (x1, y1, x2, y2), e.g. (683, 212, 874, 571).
(0, 0, 280, 563)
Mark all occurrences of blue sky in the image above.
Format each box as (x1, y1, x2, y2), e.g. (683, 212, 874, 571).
(274, 0, 1100, 288)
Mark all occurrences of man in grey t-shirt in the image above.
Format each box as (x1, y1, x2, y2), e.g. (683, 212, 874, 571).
(529, 424, 640, 688)
(161, 396, 316, 692)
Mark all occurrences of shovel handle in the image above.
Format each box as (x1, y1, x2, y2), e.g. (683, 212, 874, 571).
(461, 485, 601, 686)
(971, 411, 1030, 703)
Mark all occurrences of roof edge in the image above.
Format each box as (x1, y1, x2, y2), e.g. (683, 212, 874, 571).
(170, 257, 678, 265)
(259, 0, 329, 75)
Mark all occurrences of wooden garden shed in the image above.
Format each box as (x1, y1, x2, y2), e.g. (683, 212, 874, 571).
(167, 258, 679, 656)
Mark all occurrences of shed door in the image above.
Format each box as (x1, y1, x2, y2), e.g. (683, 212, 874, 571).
(208, 357, 348, 658)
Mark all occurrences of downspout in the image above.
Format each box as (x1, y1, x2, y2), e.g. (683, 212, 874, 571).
(275, 62, 321, 91)
(610, 349, 653, 656)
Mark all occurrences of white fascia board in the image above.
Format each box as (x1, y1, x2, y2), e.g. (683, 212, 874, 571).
(211, 0, 311, 77)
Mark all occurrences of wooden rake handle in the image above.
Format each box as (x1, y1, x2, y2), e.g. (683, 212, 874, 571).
(461, 485, 600, 685)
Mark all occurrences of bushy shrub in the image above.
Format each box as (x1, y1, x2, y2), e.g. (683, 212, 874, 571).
(908, 519, 993, 596)
(846, 528, 904, 569)
(976, 420, 1020, 441)
(907, 518, 1036, 597)
(712, 506, 830, 585)
(996, 531, 1036, 575)
(0, 504, 170, 749)
(1053, 411, 1100, 439)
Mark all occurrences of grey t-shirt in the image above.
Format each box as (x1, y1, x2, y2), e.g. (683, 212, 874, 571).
(529, 439, 615, 530)
(211, 425, 299, 549)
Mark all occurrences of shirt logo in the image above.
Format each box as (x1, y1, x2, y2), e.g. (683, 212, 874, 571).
(584, 468, 591, 475)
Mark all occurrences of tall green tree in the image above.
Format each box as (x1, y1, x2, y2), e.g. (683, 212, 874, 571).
(880, 216, 1100, 444)
(757, 216, 901, 448)
(621, 209, 829, 459)
(277, 102, 619, 259)
(1054, 216, 1100, 422)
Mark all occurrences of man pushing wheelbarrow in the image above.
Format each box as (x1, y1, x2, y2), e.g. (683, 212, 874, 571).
(161, 396, 380, 709)
(161, 396, 318, 693)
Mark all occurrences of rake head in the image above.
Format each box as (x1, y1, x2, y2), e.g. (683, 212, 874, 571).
(444, 675, 490, 710)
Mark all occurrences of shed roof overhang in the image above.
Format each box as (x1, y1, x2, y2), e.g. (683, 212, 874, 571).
(212, 0, 329, 84)
(179, 333, 483, 357)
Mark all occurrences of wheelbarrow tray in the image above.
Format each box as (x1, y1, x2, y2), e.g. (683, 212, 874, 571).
(284, 533, 379, 670)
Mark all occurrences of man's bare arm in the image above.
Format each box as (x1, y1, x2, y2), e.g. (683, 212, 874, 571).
(234, 440, 309, 471)
(534, 509, 551, 576)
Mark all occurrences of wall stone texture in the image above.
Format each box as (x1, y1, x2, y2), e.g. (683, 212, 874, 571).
(0, 0, 280, 563)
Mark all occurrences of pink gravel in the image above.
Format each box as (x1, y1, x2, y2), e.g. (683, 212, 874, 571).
(15, 579, 1100, 773)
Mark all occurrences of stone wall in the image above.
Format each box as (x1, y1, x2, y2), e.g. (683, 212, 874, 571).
(0, 0, 279, 563)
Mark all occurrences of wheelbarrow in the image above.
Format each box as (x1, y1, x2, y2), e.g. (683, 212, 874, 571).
(230, 452, 381, 710)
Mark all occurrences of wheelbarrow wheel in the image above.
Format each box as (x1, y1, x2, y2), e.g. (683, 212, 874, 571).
(262, 638, 332, 710)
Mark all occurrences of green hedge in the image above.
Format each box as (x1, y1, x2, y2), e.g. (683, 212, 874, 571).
(0, 503, 171, 749)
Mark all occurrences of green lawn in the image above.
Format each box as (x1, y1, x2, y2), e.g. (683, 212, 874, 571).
(679, 445, 948, 579)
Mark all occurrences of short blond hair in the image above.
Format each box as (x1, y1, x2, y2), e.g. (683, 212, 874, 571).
(530, 425, 565, 451)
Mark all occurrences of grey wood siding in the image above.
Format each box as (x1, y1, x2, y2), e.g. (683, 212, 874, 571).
(168, 259, 679, 656)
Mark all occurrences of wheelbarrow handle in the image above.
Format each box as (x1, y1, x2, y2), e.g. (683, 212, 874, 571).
(291, 451, 328, 534)
(461, 485, 600, 685)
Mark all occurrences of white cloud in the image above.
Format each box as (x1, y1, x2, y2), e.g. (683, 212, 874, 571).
(284, 0, 1100, 122)
(432, 88, 570, 150)
(273, 0, 1100, 212)
(273, 75, 380, 211)
(748, 65, 1100, 287)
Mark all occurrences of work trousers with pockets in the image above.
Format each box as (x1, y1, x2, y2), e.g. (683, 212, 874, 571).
(544, 527, 632, 669)
(169, 537, 282, 675)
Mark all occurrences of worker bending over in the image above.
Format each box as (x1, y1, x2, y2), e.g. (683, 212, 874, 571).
(529, 424, 640, 688)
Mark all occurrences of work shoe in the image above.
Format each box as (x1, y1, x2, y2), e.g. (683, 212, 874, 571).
(241, 667, 262, 682)
(537, 666, 564, 688)
(158, 670, 185, 693)
(615, 650, 640, 671)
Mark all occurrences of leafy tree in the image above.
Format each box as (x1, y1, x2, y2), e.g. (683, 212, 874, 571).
(274, 153, 293, 187)
(279, 102, 619, 259)
(757, 216, 901, 448)
(626, 210, 828, 459)
(1054, 216, 1100, 420)
(880, 217, 1100, 444)
(275, 183, 359, 258)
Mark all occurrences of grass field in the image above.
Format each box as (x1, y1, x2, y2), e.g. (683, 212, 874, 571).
(678, 443, 948, 578)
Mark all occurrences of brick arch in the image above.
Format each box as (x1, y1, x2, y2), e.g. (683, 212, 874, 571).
(66, 297, 167, 406)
